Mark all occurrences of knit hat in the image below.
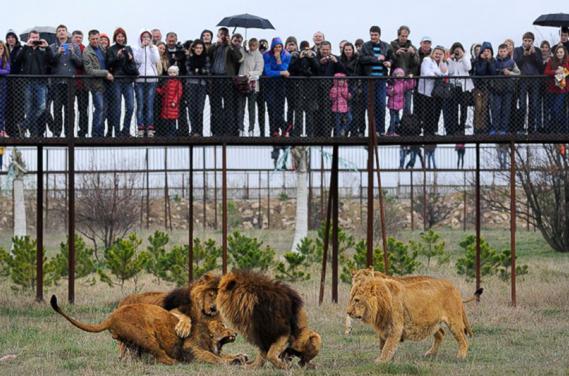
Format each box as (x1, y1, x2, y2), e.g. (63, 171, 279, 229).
(100, 33, 110, 43)
(392, 67, 405, 76)
(113, 27, 127, 43)
(285, 36, 297, 47)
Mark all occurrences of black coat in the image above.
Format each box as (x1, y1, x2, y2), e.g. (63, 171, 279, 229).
(16, 45, 53, 75)
(358, 40, 393, 76)
(107, 44, 136, 77)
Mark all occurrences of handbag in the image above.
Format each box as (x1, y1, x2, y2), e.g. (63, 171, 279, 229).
(233, 75, 254, 94)
(122, 47, 140, 77)
(432, 78, 451, 99)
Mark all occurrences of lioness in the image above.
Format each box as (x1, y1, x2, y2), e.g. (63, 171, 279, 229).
(347, 276, 482, 362)
(51, 296, 245, 365)
(216, 270, 321, 369)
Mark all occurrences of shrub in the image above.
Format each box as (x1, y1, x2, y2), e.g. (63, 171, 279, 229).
(275, 238, 315, 282)
(0, 236, 58, 291)
(48, 235, 102, 285)
(144, 231, 171, 282)
(102, 233, 148, 290)
(408, 230, 450, 268)
(456, 235, 528, 281)
(314, 223, 355, 264)
(228, 231, 275, 271)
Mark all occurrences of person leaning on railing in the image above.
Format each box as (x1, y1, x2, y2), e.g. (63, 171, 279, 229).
(14, 30, 54, 138)
(82, 29, 113, 138)
(237, 38, 264, 137)
(262, 37, 290, 139)
(340, 42, 366, 137)
(389, 25, 419, 116)
(0, 41, 10, 138)
(446, 42, 474, 136)
(417, 45, 448, 136)
(133, 30, 160, 137)
(185, 39, 211, 137)
(490, 44, 521, 135)
(472, 42, 495, 134)
(544, 45, 569, 133)
(315, 41, 343, 137)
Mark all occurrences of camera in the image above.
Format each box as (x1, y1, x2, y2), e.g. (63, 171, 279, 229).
(32, 40, 42, 46)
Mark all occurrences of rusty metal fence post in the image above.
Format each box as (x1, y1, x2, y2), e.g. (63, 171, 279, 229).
(36, 146, 44, 302)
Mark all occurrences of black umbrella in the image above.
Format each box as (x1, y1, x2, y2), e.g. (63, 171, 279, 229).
(19, 26, 57, 44)
(217, 13, 275, 30)
(533, 13, 569, 27)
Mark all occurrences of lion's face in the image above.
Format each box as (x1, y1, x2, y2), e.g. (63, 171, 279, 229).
(347, 294, 369, 321)
(190, 273, 221, 316)
(208, 320, 237, 355)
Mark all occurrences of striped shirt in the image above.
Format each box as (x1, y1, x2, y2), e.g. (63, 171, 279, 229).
(371, 44, 384, 76)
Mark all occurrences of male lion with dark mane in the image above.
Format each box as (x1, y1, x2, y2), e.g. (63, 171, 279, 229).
(347, 275, 482, 363)
(216, 270, 321, 369)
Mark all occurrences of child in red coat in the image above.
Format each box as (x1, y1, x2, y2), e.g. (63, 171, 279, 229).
(156, 65, 183, 137)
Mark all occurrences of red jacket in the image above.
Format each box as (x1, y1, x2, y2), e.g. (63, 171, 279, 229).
(157, 79, 183, 119)
(544, 59, 569, 94)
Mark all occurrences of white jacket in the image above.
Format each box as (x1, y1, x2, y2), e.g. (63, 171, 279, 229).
(134, 44, 160, 83)
(418, 57, 449, 97)
(238, 49, 264, 92)
(448, 57, 474, 92)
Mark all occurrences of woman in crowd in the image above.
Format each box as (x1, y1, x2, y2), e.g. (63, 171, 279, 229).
(540, 40, 553, 130)
(418, 45, 448, 135)
(134, 30, 160, 137)
(544, 45, 569, 133)
(340, 42, 366, 136)
(186, 39, 210, 136)
(446, 42, 474, 135)
(238, 38, 264, 136)
(0, 41, 10, 137)
(263, 37, 290, 138)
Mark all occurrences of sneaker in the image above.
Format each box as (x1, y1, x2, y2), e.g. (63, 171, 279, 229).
(0, 130, 7, 138)
(147, 126, 155, 138)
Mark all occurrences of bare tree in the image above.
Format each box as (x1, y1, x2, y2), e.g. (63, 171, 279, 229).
(482, 144, 569, 253)
(74, 172, 142, 257)
(412, 180, 456, 229)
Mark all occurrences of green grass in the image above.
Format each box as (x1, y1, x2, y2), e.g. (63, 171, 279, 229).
(1, 229, 569, 375)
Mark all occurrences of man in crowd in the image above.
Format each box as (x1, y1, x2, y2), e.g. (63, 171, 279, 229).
(16, 30, 53, 138)
(359, 25, 393, 136)
(151, 28, 162, 45)
(315, 40, 343, 136)
(312, 31, 325, 57)
(71, 30, 89, 137)
(107, 27, 137, 137)
(513, 32, 543, 133)
(390, 25, 419, 114)
(83, 29, 113, 137)
(165, 31, 188, 135)
(50, 24, 82, 137)
(208, 27, 243, 136)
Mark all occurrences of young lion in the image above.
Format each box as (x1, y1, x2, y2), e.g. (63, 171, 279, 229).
(216, 270, 321, 369)
(347, 277, 482, 363)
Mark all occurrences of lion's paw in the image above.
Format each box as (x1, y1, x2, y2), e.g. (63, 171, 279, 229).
(174, 317, 192, 338)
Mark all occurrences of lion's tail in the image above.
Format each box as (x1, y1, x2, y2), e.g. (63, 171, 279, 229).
(462, 288, 483, 336)
(462, 288, 484, 304)
(50, 295, 112, 333)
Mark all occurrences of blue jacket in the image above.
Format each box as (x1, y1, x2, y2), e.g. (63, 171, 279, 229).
(263, 38, 290, 77)
(513, 46, 543, 75)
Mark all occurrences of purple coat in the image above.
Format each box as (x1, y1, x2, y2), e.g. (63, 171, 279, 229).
(387, 78, 415, 111)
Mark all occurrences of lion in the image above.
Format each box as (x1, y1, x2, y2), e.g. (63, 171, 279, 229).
(344, 268, 441, 335)
(216, 270, 321, 369)
(347, 276, 483, 363)
(50, 295, 245, 366)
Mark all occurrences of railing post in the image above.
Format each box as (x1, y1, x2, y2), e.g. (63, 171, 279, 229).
(222, 144, 228, 274)
(510, 141, 517, 307)
(36, 146, 44, 302)
(188, 146, 194, 283)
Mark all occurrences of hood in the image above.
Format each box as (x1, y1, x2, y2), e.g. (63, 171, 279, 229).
(5, 29, 19, 43)
(334, 73, 346, 78)
(113, 27, 127, 44)
(285, 36, 297, 47)
(270, 37, 284, 52)
(479, 41, 493, 57)
(392, 68, 405, 77)
(138, 29, 152, 47)
(200, 29, 213, 42)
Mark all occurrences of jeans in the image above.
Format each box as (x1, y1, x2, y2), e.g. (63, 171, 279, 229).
(209, 78, 238, 136)
(189, 83, 207, 135)
(549, 93, 568, 133)
(334, 111, 352, 136)
(518, 79, 541, 133)
(24, 81, 47, 137)
(52, 82, 71, 137)
(388, 109, 400, 134)
(373, 80, 387, 134)
(135, 82, 157, 130)
(110, 80, 134, 136)
(265, 80, 287, 136)
(403, 89, 413, 115)
(237, 91, 258, 133)
(91, 90, 105, 138)
(426, 151, 437, 169)
(399, 146, 408, 169)
(443, 87, 469, 135)
(491, 93, 513, 134)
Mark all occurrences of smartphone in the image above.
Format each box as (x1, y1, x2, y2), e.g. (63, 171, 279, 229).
(62, 43, 69, 54)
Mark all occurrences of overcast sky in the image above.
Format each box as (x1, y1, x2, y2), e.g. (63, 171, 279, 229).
(3, 0, 567, 55)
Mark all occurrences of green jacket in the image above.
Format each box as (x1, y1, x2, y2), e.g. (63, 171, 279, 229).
(83, 45, 109, 92)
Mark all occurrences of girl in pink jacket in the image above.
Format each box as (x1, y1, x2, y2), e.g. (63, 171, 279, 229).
(387, 68, 416, 135)
(329, 73, 352, 136)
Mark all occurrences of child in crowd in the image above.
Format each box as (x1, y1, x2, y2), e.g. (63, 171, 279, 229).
(387, 68, 415, 136)
(329, 72, 352, 136)
(156, 66, 183, 137)
(455, 143, 465, 168)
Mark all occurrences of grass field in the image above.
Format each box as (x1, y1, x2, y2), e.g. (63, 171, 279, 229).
(1, 229, 568, 375)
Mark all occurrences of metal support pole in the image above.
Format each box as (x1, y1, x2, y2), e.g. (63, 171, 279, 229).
(463, 171, 467, 232)
(188, 146, 194, 283)
(331, 145, 339, 304)
(203, 147, 207, 229)
(146, 148, 150, 229)
(214, 146, 218, 230)
(68, 145, 75, 304)
(319, 153, 336, 305)
(222, 144, 228, 274)
(374, 143, 389, 273)
(475, 143, 481, 297)
(410, 171, 414, 231)
(36, 146, 44, 302)
(510, 142, 517, 307)
(366, 78, 376, 268)
(258, 171, 262, 228)
(267, 170, 271, 229)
